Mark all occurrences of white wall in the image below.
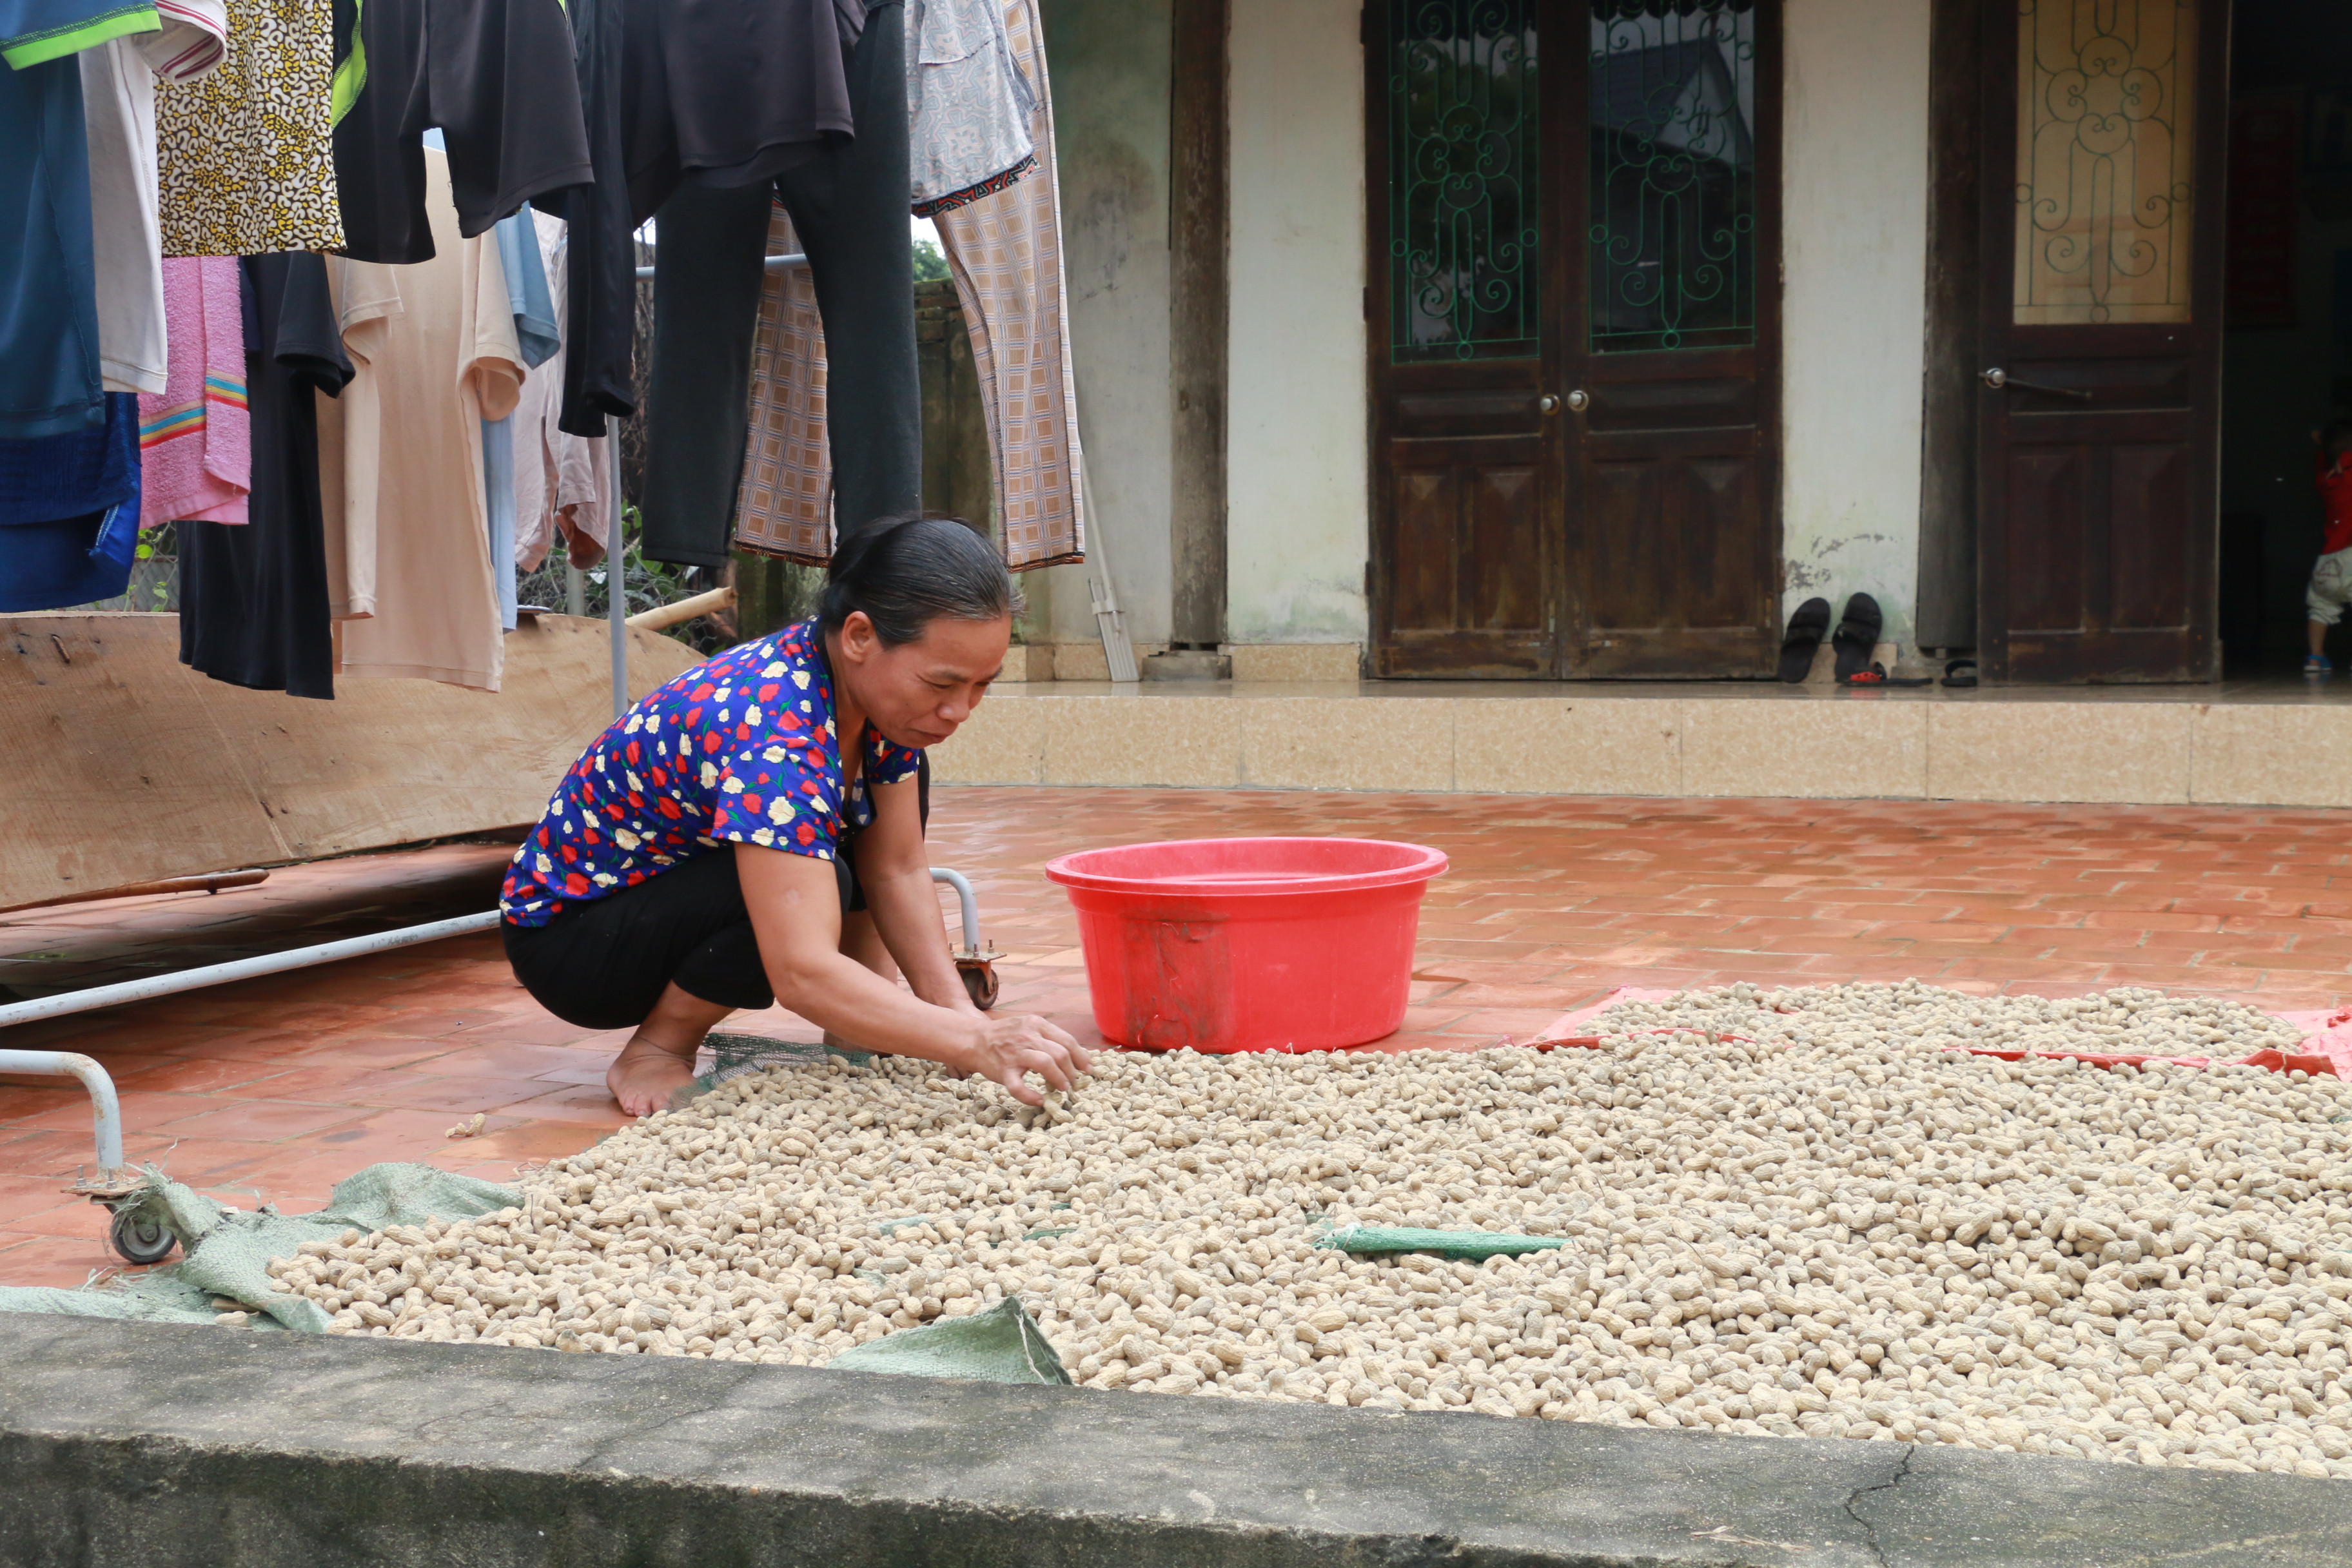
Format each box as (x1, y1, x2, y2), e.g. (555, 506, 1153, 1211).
(1054, 0, 1935, 660)
(1036, 0, 1176, 647)
(1779, 0, 1932, 652)
(1224, 0, 1369, 646)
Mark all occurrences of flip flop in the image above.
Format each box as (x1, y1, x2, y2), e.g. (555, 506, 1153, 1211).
(1942, 657, 1977, 690)
(1779, 596, 1830, 683)
(1832, 593, 1881, 683)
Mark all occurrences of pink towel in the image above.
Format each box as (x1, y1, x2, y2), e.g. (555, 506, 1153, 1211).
(138, 256, 249, 526)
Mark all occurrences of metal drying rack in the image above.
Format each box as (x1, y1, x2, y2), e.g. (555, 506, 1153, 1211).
(1, 248, 1003, 1263)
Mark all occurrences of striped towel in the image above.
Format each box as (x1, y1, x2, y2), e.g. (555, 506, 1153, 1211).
(137, 255, 249, 525)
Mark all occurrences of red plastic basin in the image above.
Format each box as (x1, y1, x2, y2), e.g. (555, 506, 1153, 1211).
(1043, 837, 1448, 1054)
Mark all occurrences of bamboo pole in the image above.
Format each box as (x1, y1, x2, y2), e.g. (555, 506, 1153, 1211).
(625, 584, 738, 634)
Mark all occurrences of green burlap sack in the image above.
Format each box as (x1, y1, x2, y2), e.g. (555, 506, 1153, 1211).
(1314, 1226, 1567, 1261)
(830, 1297, 1072, 1385)
(0, 1162, 520, 1331)
(1, 1155, 1071, 1384)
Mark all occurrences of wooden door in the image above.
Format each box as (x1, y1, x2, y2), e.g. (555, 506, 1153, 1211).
(1977, 0, 2227, 682)
(1367, 0, 1781, 680)
(1366, 0, 1560, 676)
(1560, 0, 1782, 677)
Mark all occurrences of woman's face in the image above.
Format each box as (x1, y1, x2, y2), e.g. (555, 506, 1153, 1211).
(832, 611, 1012, 749)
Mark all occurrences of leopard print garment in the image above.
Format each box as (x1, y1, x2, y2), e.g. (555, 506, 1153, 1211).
(155, 0, 342, 255)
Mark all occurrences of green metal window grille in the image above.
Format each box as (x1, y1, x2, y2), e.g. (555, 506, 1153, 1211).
(1587, 0, 1759, 354)
(1387, 0, 1540, 363)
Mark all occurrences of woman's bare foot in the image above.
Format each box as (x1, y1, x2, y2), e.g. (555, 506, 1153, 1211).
(606, 1034, 701, 1117)
(606, 982, 732, 1117)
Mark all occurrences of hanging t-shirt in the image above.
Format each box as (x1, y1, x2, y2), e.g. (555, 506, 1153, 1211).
(146, 0, 224, 75)
(319, 148, 523, 691)
(905, 0, 1034, 217)
(79, 0, 227, 395)
(493, 203, 560, 370)
(616, 0, 859, 226)
(154, 0, 342, 255)
(0, 48, 104, 438)
(0, 393, 141, 611)
(482, 414, 519, 630)
(0, 0, 156, 67)
(480, 195, 557, 631)
(498, 618, 926, 927)
(137, 256, 248, 525)
(329, 0, 591, 265)
(80, 41, 164, 395)
(552, 0, 633, 439)
(0, 391, 137, 526)
(178, 254, 352, 700)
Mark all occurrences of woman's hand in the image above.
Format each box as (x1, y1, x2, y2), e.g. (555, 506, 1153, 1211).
(955, 1013, 1093, 1106)
(740, 844, 1092, 1099)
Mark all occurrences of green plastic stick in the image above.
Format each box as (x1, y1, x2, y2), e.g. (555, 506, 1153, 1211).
(1313, 1226, 1568, 1261)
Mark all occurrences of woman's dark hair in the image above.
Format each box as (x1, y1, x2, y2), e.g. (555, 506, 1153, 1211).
(2328, 417, 2352, 456)
(818, 513, 1019, 646)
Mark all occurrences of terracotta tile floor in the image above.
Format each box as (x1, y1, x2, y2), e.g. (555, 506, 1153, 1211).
(8, 789, 2352, 1287)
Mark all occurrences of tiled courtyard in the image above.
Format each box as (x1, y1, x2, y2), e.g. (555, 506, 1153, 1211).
(6, 787, 2352, 1286)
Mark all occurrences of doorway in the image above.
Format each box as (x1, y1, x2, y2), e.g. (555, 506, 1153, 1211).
(1364, 0, 1783, 679)
(1972, 0, 2230, 684)
(2216, 1, 2352, 676)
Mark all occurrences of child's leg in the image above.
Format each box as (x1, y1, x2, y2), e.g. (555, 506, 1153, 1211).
(2308, 551, 2350, 664)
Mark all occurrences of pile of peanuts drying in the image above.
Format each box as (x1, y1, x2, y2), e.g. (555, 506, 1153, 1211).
(263, 982, 2352, 1478)
(1587, 979, 2309, 1063)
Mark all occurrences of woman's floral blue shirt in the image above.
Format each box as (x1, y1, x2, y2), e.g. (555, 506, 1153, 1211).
(500, 621, 922, 926)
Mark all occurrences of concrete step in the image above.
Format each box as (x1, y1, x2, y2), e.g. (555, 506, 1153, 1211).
(6, 1314, 2350, 1567)
(936, 681, 2352, 807)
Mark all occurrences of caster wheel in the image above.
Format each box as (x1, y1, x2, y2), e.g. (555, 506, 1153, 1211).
(959, 959, 1000, 1011)
(110, 1206, 176, 1265)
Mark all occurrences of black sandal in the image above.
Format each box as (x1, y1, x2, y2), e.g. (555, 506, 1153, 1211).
(1779, 596, 1830, 683)
(1832, 593, 1882, 683)
(1942, 657, 1977, 690)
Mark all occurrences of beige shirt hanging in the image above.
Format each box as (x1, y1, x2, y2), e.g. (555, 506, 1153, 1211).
(318, 150, 522, 692)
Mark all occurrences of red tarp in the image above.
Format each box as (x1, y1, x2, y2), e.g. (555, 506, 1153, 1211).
(1520, 988, 2351, 1080)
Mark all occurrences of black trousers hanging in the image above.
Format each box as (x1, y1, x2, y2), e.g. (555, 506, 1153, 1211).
(554, 0, 637, 438)
(179, 255, 351, 700)
(638, 0, 917, 569)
